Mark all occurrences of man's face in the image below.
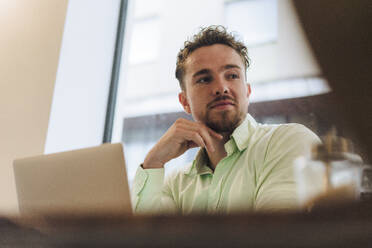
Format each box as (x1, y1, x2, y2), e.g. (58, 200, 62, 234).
(179, 44, 251, 134)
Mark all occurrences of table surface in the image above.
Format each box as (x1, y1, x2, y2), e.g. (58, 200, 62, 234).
(1, 201, 372, 248)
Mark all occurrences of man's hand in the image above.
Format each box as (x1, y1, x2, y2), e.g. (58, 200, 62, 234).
(143, 118, 223, 169)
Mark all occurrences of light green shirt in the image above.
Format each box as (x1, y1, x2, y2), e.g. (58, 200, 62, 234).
(131, 115, 320, 215)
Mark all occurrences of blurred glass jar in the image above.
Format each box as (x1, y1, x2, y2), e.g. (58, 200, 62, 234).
(294, 130, 369, 209)
(360, 165, 372, 201)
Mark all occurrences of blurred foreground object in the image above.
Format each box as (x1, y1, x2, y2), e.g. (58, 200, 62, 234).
(293, 0, 372, 163)
(294, 129, 372, 210)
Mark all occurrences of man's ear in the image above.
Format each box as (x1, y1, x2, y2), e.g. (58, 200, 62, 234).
(179, 91, 191, 114)
(246, 83, 251, 98)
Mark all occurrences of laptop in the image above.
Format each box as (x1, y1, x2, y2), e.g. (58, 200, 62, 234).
(13, 143, 132, 217)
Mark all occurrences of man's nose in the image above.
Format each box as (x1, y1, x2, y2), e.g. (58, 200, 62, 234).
(213, 78, 229, 95)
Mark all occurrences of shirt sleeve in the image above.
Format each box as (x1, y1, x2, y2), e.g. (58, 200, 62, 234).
(254, 124, 321, 212)
(131, 165, 178, 215)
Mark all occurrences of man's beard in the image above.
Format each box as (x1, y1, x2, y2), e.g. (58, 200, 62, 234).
(205, 109, 243, 134)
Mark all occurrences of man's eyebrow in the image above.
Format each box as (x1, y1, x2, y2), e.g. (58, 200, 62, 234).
(192, 69, 211, 78)
(222, 64, 241, 70)
(192, 64, 242, 78)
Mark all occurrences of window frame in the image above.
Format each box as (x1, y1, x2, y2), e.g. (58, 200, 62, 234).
(103, 0, 129, 143)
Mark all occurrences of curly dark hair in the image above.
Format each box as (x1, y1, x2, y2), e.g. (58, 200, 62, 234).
(175, 25, 250, 90)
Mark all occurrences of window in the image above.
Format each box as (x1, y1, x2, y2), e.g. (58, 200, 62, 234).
(128, 0, 162, 64)
(128, 18, 161, 64)
(225, 0, 278, 46)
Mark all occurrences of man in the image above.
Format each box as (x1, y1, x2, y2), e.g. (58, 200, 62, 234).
(131, 26, 320, 215)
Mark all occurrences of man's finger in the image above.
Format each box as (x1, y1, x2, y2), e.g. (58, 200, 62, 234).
(193, 121, 223, 140)
(208, 128, 223, 139)
(182, 130, 207, 150)
(197, 128, 216, 153)
(175, 120, 221, 153)
(177, 123, 216, 152)
(187, 141, 199, 149)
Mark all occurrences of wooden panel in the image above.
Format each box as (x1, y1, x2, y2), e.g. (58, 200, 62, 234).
(2, 201, 372, 247)
(293, 0, 372, 162)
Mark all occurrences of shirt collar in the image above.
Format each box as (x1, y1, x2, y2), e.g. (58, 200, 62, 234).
(184, 114, 258, 176)
(230, 114, 258, 152)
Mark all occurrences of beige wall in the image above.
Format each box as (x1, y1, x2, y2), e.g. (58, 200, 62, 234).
(247, 0, 320, 83)
(0, 0, 68, 215)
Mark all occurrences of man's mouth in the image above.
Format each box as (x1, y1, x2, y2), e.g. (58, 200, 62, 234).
(208, 97, 236, 109)
(210, 100, 235, 109)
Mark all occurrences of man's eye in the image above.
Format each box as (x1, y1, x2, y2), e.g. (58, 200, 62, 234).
(197, 77, 211, 83)
(227, 73, 239, 80)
